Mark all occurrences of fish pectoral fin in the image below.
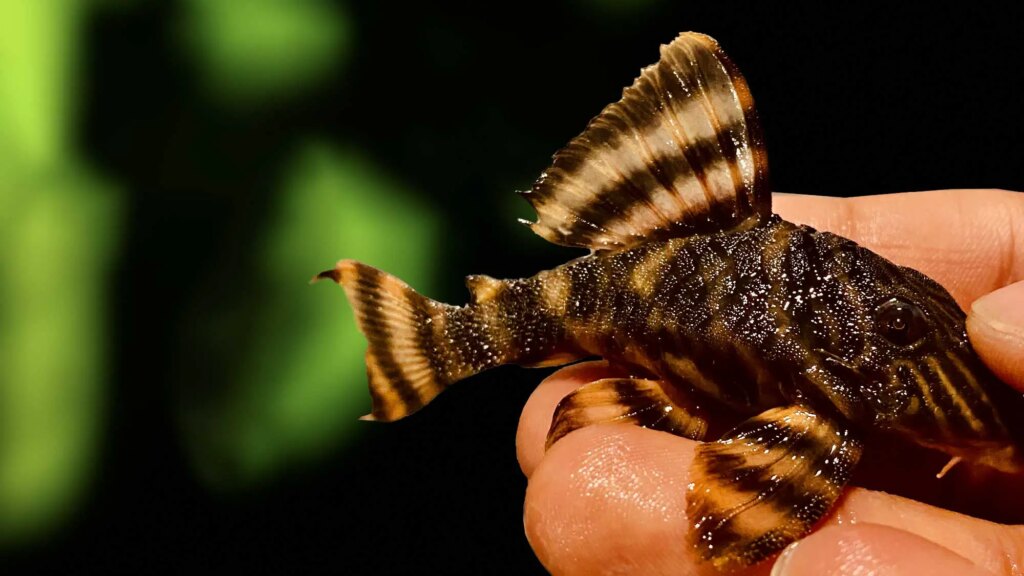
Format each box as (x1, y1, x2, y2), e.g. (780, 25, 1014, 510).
(687, 405, 863, 569)
(546, 378, 709, 450)
(519, 32, 770, 253)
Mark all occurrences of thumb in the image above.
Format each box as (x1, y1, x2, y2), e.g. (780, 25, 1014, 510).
(770, 524, 993, 576)
(968, 280, 1024, 392)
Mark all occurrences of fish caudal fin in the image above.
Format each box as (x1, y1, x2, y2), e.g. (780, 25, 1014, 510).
(317, 260, 460, 422)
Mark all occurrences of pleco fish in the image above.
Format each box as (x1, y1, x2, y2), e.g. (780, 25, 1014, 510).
(316, 32, 1024, 569)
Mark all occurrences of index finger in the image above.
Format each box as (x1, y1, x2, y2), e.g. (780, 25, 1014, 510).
(772, 189, 1024, 309)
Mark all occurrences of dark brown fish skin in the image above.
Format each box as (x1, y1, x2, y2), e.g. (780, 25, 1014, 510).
(472, 215, 1024, 473)
(328, 199, 1023, 485)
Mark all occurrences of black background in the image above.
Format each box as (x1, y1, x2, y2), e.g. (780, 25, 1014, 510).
(6, 2, 1024, 574)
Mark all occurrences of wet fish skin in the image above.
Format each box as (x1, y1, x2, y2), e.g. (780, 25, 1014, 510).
(343, 213, 1024, 471)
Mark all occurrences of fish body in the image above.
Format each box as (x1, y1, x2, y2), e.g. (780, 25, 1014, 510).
(318, 32, 1024, 569)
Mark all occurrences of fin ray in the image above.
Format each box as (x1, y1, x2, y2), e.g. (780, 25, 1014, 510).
(687, 406, 862, 569)
(523, 32, 769, 252)
(546, 378, 709, 449)
(321, 260, 455, 421)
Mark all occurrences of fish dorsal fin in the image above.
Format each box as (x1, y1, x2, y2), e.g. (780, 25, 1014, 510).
(465, 274, 503, 303)
(521, 32, 770, 252)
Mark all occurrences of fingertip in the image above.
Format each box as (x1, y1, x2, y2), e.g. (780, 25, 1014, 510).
(516, 377, 583, 478)
(968, 281, 1024, 392)
(770, 524, 991, 576)
(516, 361, 629, 478)
(821, 489, 1024, 574)
(523, 425, 703, 576)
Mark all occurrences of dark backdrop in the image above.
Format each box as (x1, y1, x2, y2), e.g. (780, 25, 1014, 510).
(6, 2, 1023, 574)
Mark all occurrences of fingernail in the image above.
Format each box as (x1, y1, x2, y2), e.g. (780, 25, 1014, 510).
(970, 281, 1024, 339)
(770, 540, 800, 576)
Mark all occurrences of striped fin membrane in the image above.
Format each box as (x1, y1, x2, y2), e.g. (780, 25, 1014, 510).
(687, 406, 863, 569)
(521, 32, 770, 252)
(317, 260, 460, 422)
(546, 378, 710, 450)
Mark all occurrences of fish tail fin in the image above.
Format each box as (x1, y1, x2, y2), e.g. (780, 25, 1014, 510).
(316, 260, 468, 422)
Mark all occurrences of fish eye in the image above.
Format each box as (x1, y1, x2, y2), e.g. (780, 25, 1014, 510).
(874, 297, 927, 346)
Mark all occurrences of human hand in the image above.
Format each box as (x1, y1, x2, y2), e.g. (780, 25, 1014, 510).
(516, 189, 1024, 576)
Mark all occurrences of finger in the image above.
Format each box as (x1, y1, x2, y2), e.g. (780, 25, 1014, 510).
(524, 425, 761, 576)
(968, 280, 1024, 392)
(771, 523, 993, 576)
(524, 425, 1024, 575)
(516, 361, 630, 478)
(517, 364, 754, 575)
(822, 490, 1024, 574)
(773, 189, 1024, 308)
(520, 373, 1024, 575)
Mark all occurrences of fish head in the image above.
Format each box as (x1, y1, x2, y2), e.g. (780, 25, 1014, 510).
(804, 244, 1024, 474)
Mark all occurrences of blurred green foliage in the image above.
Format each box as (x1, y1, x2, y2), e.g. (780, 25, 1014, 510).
(172, 0, 441, 489)
(0, 1, 79, 170)
(181, 0, 352, 105)
(1, 0, 405, 546)
(182, 144, 439, 487)
(0, 168, 120, 546)
(0, 0, 122, 546)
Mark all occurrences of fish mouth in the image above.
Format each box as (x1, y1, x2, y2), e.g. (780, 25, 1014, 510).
(802, 348, 1024, 474)
(887, 351, 1024, 474)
